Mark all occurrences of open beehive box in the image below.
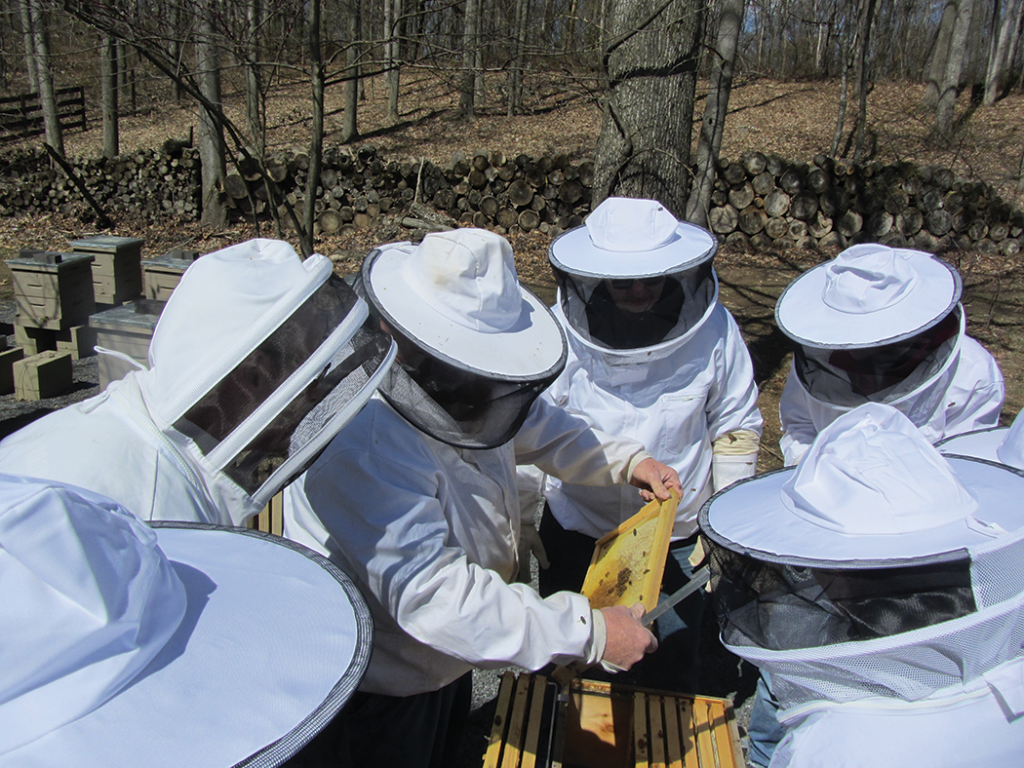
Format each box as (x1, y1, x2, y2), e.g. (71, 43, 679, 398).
(483, 672, 743, 768)
(580, 490, 679, 612)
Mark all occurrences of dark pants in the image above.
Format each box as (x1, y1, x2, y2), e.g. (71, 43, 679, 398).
(284, 673, 473, 768)
(538, 505, 704, 693)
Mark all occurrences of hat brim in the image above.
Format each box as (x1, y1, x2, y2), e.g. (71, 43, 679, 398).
(775, 255, 962, 348)
(549, 222, 717, 278)
(364, 243, 565, 379)
(9, 524, 371, 768)
(699, 458, 1024, 568)
(937, 427, 1009, 463)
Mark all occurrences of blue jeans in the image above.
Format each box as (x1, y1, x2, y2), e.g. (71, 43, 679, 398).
(747, 672, 785, 767)
(538, 505, 704, 693)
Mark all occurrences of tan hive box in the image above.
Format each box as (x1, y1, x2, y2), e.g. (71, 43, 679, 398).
(88, 300, 163, 389)
(142, 255, 196, 301)
(9, 252, 96, 332)
(70, 235, 144, 306)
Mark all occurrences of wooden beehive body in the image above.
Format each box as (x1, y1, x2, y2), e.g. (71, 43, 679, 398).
(484, 672, 743, 768)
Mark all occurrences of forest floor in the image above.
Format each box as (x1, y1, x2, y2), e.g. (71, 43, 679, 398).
(1, 70, 1023, 765)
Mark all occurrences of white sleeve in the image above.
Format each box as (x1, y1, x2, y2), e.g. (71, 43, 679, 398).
(778, 365, 818, 466)
(706, 311, 764, 442)
(299, 439, 601, 672)
(942, 337, 1005, 436)
(513, 397, 646, 486)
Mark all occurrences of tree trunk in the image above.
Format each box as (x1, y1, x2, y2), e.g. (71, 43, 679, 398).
(593, 0, 704, 218)
(853, 0, 876, 162)
(924, 1, 957, 109)
(385, 0, 400, 122)
(197, 0, 226, 228)
(685, 0, 743, 228)
(342, 0, 359, 143)
(935, 0, 974, 139)
(302, 0, 322, 255)
(101, 0, 118, 159)
(19, 0, 38, 93)
(507, 0, 528, 116)
(460, 0, 478, 118)
(30, 0, 62, 156)
(246, 0, 263, 154)
(830, 30, 853, 157)
(984, 0, 1023, 104)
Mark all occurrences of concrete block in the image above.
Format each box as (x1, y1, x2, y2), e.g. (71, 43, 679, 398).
(55, 325, 97, 360)
(0, 347, 25, 394)
(13, 350, 73, 401)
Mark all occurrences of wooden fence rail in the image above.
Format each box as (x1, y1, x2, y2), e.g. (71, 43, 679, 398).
(0, 87, 86, 144)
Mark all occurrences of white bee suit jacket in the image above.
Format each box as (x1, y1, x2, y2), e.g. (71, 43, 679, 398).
(284, 394, 646, 697)
(540, 299, 762, 540)
(778, 331, 1004, 466)
(0, 239, 393, 527)
(0, 374, 232, 524)
(769, 656, 1024, 768)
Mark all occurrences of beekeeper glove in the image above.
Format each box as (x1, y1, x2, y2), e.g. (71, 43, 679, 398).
(712, 429, 760, 492)
(515, 465, 549, 582)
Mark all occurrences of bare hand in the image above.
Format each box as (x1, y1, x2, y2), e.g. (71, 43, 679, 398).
(600, 603, 658, 671)
(630, 457, 682, 502)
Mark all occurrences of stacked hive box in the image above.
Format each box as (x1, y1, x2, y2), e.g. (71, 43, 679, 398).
(142, 251, 198, 302)
(70, 235, 144, 308)
(6, 252, 96, 399)
(88, 302, 163, 390)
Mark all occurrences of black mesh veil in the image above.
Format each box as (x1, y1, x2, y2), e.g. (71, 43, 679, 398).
(705, 539, 977, 652)
(554, 261, 716, 350)
(370, 318, 562, 450)
(791, 307, 963, 408)
(174, 274, 394, 503)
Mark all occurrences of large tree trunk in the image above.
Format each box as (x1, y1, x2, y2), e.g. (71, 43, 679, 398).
(685, 0, 743, 228)
(924, 1, 958, 110)
(935, 0, 974, 138)
(246, 0, 263, 154)
(385, 0, 400, 122)
(852, 0, 876, 162)
(342, 0, 359, 143)
(459, 0, 479, 118)
(507, 0, 528, 116)
(197, 0, 226, 228)
(101, 0, 118, 159)
(30, 0, 62, 156)
(984, 0, 1023, 104)
(19, 0, 38, 93)
(593, 0, 704, 218)
(302, 0, 321, 256)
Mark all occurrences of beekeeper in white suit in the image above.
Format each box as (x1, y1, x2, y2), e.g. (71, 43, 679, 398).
(0, 238, 396, 526)
(775, 243, 1003, 466)
(284, 228, 680, 768)
(939, 407, 1024, 468)
(0, 472, 375, 768)
(519, 196, 762, 692)
(700, 403, 1024, 768)
(751, 243, 1006, 765)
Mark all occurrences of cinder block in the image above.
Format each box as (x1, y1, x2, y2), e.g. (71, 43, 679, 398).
(14, 350, 73, 401)
(0, 347, 25, 394)
(14, 324, 51, 355)
(55, 325, 97, 360)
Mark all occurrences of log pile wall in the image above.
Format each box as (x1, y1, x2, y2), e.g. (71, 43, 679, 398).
(0, 142, 1021, 257)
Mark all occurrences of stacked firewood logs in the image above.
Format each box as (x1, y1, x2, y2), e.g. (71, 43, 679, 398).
(221, 146, 593, 238)
(706, 152, 1024, 257)
(0, 141, 1021, 256)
